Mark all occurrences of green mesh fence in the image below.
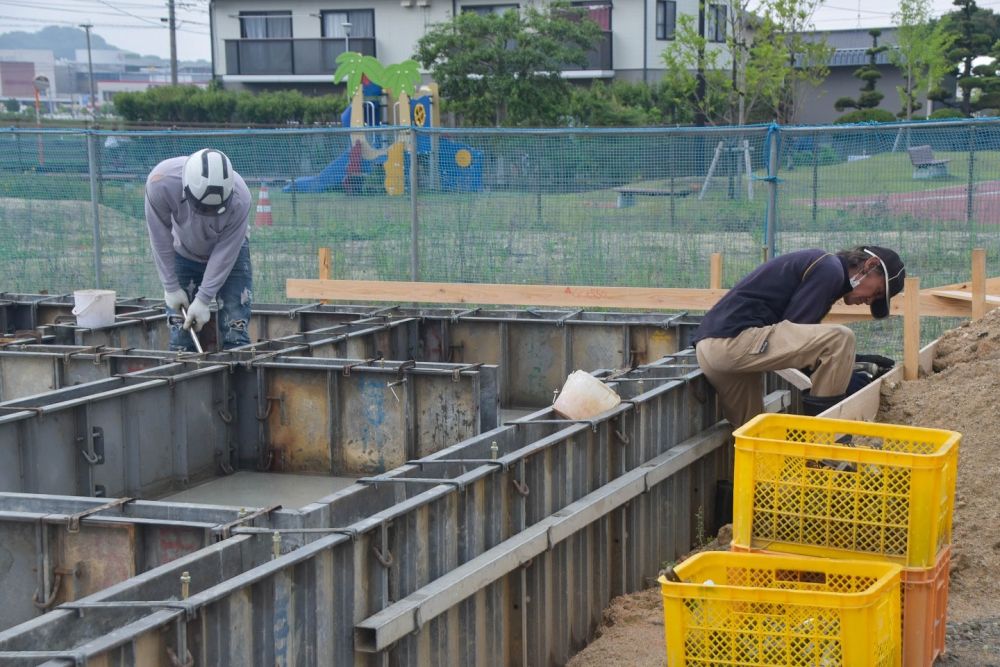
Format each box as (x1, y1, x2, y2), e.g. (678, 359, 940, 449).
(1, 119, 998, 356)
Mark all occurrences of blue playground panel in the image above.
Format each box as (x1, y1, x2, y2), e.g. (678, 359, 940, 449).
(283, 95, 483, 194)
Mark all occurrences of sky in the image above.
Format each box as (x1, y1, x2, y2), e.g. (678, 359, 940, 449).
(0, 0, 994, 63)
(0, 0, 213, 61)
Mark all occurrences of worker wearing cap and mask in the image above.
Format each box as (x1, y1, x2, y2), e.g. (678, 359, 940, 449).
(692, 246, 905, 428)
(144, 148, 253, 351)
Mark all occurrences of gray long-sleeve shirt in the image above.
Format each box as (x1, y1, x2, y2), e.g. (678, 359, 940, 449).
(144, 156, 251, 304)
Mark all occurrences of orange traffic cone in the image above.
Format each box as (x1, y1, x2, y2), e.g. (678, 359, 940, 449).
(255, 184, 273, 227)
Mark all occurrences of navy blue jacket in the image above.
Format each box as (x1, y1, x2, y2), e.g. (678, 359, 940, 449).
(692, 249, 853, 345)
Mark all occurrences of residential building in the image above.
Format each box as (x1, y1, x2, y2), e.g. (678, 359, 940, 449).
(208, 0, 736, 94)
(0, 47, 211, 112)
(795, 27, 914, 125)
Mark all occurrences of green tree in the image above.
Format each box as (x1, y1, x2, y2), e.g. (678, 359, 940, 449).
(660, 14, 736, 125)
(891, 0, 955, 120)
(414, 3, 602, 126)
(3, 98, 20, 113)
(936, 0, 1000, 115)
(835, 29, 888, 117)
(660, 0, 829, 125)
(760, 0, 832, 123)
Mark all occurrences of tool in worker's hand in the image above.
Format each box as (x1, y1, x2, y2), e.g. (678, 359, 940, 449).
(180, 307, 203, 353)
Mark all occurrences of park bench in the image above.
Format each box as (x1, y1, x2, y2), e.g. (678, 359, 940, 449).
(614, 184, 698, 208)
(907, 145, 950, 179)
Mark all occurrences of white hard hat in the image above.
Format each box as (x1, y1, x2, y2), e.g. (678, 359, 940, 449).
(182, 148, 235, 215)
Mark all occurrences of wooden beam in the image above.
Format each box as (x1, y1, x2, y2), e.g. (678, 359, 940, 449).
(710, 253, 722, 290)
(289, 278, 988, 319)
(288, 279, 730, 310)
(318, 248, 332, 305)
(973, 247, 986, 320)
(928, 290, 1000, 304)
(903, 276, 920, 381)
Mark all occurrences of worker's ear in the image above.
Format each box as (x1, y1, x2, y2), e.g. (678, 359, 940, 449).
(864, 256, 881, 273)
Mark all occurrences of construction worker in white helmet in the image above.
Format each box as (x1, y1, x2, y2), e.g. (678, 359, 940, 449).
(144, 148, 253, 351)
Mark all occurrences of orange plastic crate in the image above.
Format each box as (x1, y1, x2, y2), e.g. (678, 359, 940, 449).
(731, 414, 960, 568)
(660, 551, 901, 666)
(730, 544, 950, 667)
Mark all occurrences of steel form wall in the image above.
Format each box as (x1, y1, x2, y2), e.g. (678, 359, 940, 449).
(0, 353, 769, 667)
(0, 357, 498, 496)
(0, 304, 727, 666)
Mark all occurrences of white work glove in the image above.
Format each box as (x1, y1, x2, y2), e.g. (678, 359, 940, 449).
(183, 298, 211, 332)
(164, 288, 190, 311)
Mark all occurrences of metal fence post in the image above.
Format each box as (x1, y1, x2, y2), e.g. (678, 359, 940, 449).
(765, 124, 779, 259)
(410, 127, 419, 281)
(86, 131, 103, 288)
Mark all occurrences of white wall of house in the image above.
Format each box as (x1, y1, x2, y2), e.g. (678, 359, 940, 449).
(210, 0, 733, 88)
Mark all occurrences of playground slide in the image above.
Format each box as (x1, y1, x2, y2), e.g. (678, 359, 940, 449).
(283, 141, 375, 194)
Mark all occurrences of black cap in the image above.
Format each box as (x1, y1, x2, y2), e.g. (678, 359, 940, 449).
(864, 247, 905, 318)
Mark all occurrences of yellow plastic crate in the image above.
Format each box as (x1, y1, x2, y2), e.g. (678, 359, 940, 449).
(731, 414, 960, 568)
(660, 551, 902, 666)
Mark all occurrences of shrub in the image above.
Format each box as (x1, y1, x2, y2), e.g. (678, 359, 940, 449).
(833, 108, 897, 124)
(928, 108, 965, 120)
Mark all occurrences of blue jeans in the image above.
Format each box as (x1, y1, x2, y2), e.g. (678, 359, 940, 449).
(167, 240, 252, 351)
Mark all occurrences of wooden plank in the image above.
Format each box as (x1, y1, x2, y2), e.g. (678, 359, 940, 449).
(318, 247, 332, 305)
(289, 279, 979, 320)
(973, 247, 986, 320)
(928, 290, 1000, 304)
(904, 277, 920, 380)
(710, 253, 722, 290)
(288, 279, 729, 310)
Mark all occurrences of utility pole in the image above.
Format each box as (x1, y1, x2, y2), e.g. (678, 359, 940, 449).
(695, 0, 706, 127)
(79, 24, 97, 114)
(169, 0, 178, 84)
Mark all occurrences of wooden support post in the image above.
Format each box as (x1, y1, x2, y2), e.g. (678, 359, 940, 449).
(972, 247, 986, 320)
(904, 276, 920, 381)
(318, 247, 331, 305)
(710, 253, 722, 290)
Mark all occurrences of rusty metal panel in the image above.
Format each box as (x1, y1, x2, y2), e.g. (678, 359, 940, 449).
(53, 522, 137, 604)
(447, 322, 500, 365)
(506, 323, 565, 408)
(338, 373, 406, 475)
(0, 356, 56, 401)
(412, 374, 480, 459)
(143, 524, 212, 570)
(0, 521, 37, 631)
(569, 325, 626, 375)
(630, 325, 680, 365)
(266, 370, 333, 473)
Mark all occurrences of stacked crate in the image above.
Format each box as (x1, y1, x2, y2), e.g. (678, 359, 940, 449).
(660, 550, 903, 665)
(726, 414, 960, 666)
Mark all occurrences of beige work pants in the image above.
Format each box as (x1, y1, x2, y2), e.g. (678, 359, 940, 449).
(695, 321, 855, 428)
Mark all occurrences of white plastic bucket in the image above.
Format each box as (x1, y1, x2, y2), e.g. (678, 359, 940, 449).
(552, 370, 621, 420)
(72, 289, 116, 328)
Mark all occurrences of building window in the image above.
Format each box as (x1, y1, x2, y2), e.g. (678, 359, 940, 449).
(461, 4, 519, 16)
(321, 9, 375, 39)
(707, 3, 727, 42)
(656, 0, 676, 40)
(239, 11, 292, 39)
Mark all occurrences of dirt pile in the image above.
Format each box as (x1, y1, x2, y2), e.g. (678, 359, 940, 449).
(568, 310, 1000, 666)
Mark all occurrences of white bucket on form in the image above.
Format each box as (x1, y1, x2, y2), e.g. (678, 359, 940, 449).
(72, 289, 116, 328)
(552, 370, 621, 420)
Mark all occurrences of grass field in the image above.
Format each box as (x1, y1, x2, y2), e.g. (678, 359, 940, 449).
(3, 129, 1000, 359)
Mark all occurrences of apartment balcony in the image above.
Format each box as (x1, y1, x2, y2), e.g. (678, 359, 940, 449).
(563, 31, 612, 76)
(585, 31, 613, 71)
(224, 38, 376, 77)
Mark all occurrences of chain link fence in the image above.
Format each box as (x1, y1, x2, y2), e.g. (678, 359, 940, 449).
(2, 119, 998, 354)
